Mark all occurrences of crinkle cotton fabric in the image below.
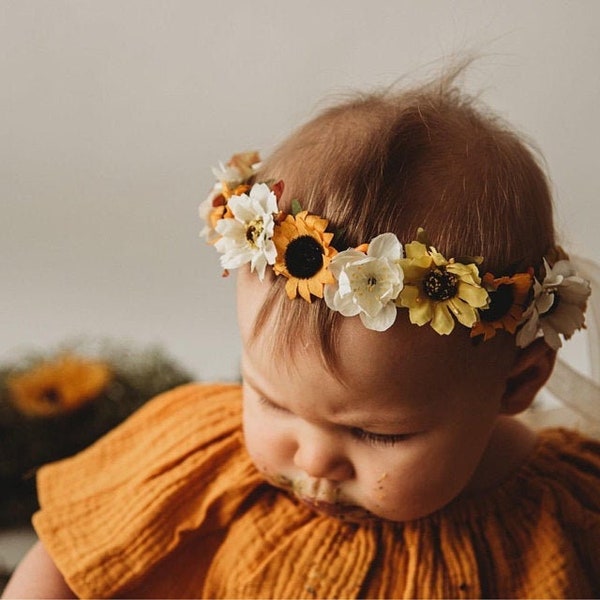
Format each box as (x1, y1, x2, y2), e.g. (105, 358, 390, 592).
(33, 384, 600, 599)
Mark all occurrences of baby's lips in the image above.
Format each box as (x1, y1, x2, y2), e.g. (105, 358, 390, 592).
(304, 477, 340, 502)
(299, 497, 347, 517)
(299, 496, 377, 522)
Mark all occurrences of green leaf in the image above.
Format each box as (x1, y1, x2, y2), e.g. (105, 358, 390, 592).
(290, 199, 303, 216)
(455, 255, 484, 266)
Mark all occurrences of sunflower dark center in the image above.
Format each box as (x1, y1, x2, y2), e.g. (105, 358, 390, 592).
(481, 284, 514, 322)
(284, 235, 324, 279)
(422, 268, 458, 301)
(41, 387, 61, 405)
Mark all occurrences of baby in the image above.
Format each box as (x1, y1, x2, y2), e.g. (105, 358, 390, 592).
(4, 71, 599, 598)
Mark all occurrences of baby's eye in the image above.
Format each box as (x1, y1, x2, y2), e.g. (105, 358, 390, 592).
(257, 395, 289, 413)
(350, 427, 411, 447)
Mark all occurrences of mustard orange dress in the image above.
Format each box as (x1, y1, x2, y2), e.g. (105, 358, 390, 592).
(33, 384, 600, 598)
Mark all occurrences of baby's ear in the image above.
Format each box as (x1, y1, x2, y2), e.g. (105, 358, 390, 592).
(500, 338, 557, 415)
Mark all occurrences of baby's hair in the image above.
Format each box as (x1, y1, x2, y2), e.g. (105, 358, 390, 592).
(251, 68, 555, 365)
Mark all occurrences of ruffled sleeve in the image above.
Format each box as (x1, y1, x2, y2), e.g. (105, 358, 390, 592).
(33, 383, 263, 599)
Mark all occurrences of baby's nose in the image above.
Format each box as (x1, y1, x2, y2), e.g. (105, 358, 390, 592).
(293, 435, 354, 482)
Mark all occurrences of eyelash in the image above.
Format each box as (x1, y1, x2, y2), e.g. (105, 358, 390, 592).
(350, 428, 410, 447)
(257, 395, 288, 412)
(257, 396, 410, 447)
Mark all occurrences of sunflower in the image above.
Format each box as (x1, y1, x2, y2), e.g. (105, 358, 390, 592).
(7, 354, 112, 417)
(397, 238, 489, 335)
(272, 210, 337, 302)
(470, 271, 533, 341)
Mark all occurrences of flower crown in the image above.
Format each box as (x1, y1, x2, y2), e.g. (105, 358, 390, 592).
(199, 152, 591, 350)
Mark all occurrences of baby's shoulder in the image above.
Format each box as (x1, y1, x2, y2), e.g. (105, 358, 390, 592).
(456, 427, 600, 538)
(478, 427, 600, 516)
(527, 428, 600, 517)
(529, 428, 600, 485)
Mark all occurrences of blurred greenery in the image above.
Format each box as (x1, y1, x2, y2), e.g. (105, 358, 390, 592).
(0, 339, 193, 527)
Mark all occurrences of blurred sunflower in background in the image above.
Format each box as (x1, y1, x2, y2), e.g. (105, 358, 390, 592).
(0, 340, 194, 527)
(7, 355, 112, 418)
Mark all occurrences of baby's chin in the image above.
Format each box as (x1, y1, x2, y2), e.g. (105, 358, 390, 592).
(297, 496, 380, 523)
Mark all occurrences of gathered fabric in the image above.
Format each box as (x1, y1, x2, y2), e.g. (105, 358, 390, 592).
(33, 384, 600, 599)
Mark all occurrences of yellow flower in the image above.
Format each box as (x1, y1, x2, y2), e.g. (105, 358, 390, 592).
(7, 354, 112, 417)
(272, 211, 337, 302)
(471, 271, 533, 341)
(397, 239, 489, 335)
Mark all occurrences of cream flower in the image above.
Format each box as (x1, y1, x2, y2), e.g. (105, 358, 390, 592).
(200, 151, 261, 242)
(324, 233, 404, 331)
(397, 238, 489, 335)
(199, 184, 226, 242)
(212, 151, 261, 189)
(516, 259, 591, 349)
(214, 183, 278, 280)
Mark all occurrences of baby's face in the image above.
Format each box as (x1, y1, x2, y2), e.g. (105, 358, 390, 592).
(237, 267, 515, 522)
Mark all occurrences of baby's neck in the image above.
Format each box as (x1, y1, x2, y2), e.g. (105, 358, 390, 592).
(463, 416, 537, 495)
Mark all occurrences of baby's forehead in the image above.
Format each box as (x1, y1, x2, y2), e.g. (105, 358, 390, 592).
(331, 315, 474, 383)
(271, 314, 482, 388)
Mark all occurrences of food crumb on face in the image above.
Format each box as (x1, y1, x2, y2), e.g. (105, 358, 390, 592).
(377, 472, 388, 482)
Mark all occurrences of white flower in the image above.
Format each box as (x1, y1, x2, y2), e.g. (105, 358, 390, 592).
(214, 183, 278, 280)
(198, 183, 224, 242)
(212, 162, 244, 187)
(516, 259, 591, 349)
(212, 152, 261, 188)
(324, 233, 404, 331)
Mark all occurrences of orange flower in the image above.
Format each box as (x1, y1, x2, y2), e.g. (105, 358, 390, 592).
(221, 182, 251, 201)
(227, 151, 260, 182)
(471, 271, 533, 341)
(272, 211, 337, 302)
(7, 354, 112, 417)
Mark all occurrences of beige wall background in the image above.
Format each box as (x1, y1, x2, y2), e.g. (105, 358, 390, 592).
(2, 0, 599, 380)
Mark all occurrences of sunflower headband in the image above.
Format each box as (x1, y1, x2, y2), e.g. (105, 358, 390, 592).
(199, 152, 591, 349)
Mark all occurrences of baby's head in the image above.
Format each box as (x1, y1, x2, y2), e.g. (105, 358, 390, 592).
(202, 72, 590, 522)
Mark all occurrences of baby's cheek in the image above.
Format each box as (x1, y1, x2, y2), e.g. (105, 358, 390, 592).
(369, 471, 389, 507)
(244, 421, 287, 476)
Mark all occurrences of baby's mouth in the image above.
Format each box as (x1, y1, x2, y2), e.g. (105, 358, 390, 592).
(298, 496, 349, 517)
(269, 474, 340, 503)
(267, 474, 377, 521)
